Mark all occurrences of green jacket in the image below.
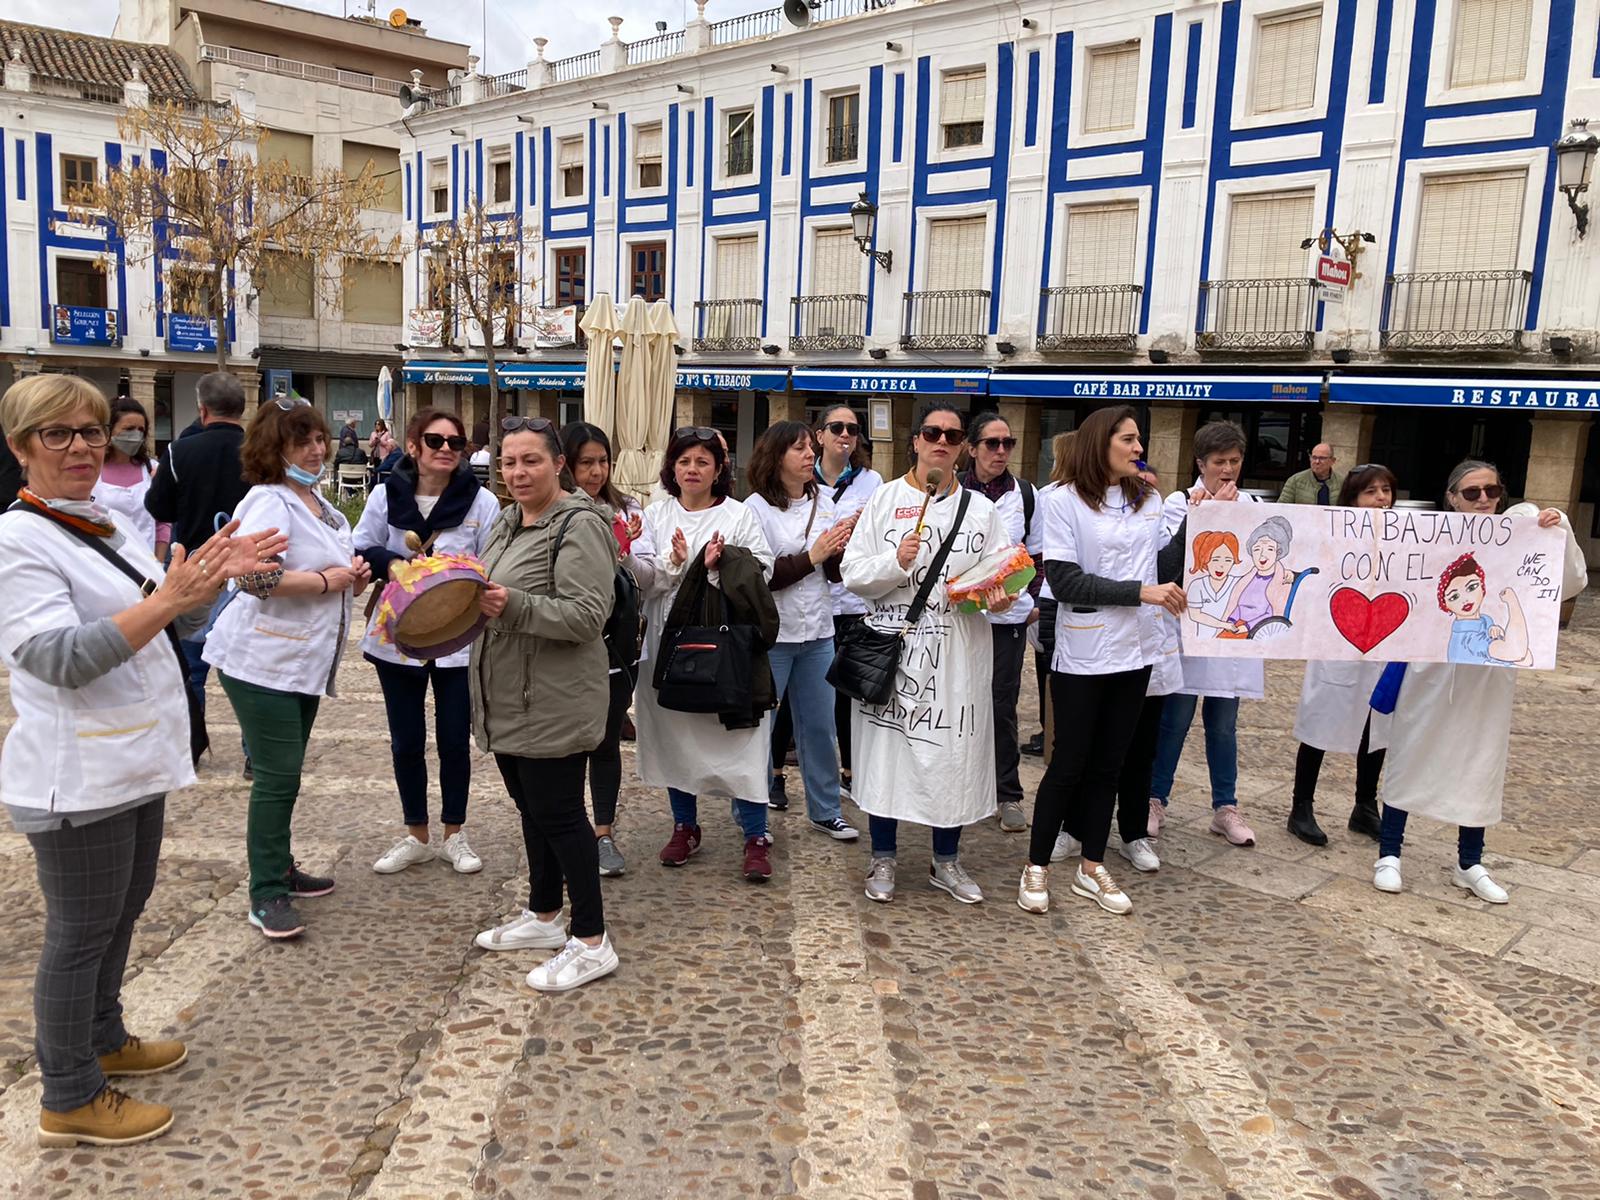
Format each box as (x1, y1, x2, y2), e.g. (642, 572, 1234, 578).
(469, 492, 616, 759)
(1278, 467, 1345, 506)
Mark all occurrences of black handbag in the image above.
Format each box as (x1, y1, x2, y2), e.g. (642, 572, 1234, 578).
(653, 569, 756, 714)
(827, 488, 969, 706)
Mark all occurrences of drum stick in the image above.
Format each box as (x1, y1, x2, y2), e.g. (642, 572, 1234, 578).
(912, 467, 945, 541)
(403, 531, 423, 554)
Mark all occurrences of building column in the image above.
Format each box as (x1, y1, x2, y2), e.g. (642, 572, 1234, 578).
(1147, 403, 1196, 491)
(674, 390, 712, 429)
(767, 391, 807, 425)
(1523, 414, 1591, 513)
(997, 398, 1041, 484)
(14, 358, 42, 379)
(233, 368, 263, 419)
(127, 366, 158, 429)
(1318, 407, 1373, 478)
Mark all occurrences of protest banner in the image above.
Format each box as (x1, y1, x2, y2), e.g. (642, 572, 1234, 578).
(1179, 501, 1564, 668)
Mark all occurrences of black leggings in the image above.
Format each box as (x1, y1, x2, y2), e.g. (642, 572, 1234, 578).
(1030, 667, 1152, 865)
(1293, 716, 1386, 810)
(834, 613, 862, 774)
(1114, 694, 1166, 844)
(586, 670, 633, 828)
(495, 752, 604, 938)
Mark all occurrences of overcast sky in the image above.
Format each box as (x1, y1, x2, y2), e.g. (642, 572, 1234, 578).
(1, 0, 774, 74)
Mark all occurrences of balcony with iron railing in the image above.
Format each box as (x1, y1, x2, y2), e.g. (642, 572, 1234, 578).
(900, 290, 989, 351)
(1038, 284, 1142, 353)
(726, 141, 755, 178)
(825, 125, 860, 164)
(481, 69, 528, 99)
(551, 51, 602, 83)
(628, 31, 686, 64)
(791, 294, 867, 351)
(1380, 270, 1532, 352)
(694, 299, 762, 352)
(1195, 279, 1316, 352)
(530, 303, 588, 349)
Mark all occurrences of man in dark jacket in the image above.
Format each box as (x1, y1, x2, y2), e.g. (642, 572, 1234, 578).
(145, 371, 252, 768)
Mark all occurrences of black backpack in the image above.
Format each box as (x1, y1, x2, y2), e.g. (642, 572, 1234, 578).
(552, 509, 642, 686)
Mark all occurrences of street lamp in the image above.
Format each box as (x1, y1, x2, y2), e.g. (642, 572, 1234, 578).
(849, 191, 893, 272)
(1555, 118, 1598, 238)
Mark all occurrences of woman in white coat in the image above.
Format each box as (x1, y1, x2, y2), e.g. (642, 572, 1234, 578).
(354, 408, 501, 876)
(841, 400, 1013, 907)
(1375, 459, 1587, 903)
(97, 397, 169, 556)
(1018, 408, 1186, 917)
(634, 427, 777, 882)
(205, 399, 372, 940)
(1288, 464, 1399, 846)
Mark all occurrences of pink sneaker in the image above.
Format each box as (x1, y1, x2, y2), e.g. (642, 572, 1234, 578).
(1208, 805, 1255, 847)
(1147, 797, 1165, 839)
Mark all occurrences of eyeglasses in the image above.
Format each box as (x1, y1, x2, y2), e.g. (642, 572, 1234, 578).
(918, 425, 965, 446)
(35, 424, 111, 451)
(272, 396, 311, 411)
(1457, 484, 1503, 502)
(501, 416, 556, 435)
(823, 420, 860, 437)
(974, 436, 1017, 452)
(674, 426, 719, 444)
(421, 432, 468, 452)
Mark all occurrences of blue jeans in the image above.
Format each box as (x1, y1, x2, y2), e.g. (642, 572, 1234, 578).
(1149, 694, 1239, 809)
(668, 787, 768, 839)
(179, 587, 239, 718)
(867, 816, 961, 861)
(1379, 806, 1485, 869)
(767, 638, 842, 823)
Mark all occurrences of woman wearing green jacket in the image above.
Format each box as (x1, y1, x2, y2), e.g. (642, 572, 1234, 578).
(469, 416, 619, 993)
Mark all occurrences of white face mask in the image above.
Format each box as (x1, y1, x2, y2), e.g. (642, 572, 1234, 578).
(283, 459, 324, 487)
(110, 431, 146, 456)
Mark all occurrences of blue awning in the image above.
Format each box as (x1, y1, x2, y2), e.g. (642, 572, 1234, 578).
(987, 372, 1322, 403)
(792, 368, 989, 396)
(676, 368, 789, 391)
(500, 363, 586, 390)
(1330, 374, 1600, 410)
(400, 361, 488, 385)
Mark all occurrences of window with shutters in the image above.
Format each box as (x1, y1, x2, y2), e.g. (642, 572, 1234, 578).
(488, 146, 513, 206)
(258, 252, 315, 320)
(1083, 42, 1141, 135)
(1043, 203, 1140, 348)
(1063, 203, 1138, 285)
(427, 158, 448, 215)
(940, 68, 986, 149)
(1449, 0, 1531, 88)
(924, 217, 987, 291)
(554, 247, 587, 305)
(1413, 170, 1524, 272)
(725, 109, 755, 177)
(60, 154, 97, 205)
(826, 92, 860, 163)
(631, 241, 666, 301)
(56, 258, 107, 309)
(635, 124, 663, 190)
(558, 137, 585, 199)
(343, 142, 400, 212)
(1251, 8, 1321, 115)
(263, 129, 313, 191)
(344, 260, 402, 326)
(811, 228, 860, 296)
(704, 235, 761, 344)
(714, 236, 761, 300)
(1210, 190, 1316, 340)
(1224, 190, 1315, 279)
(796, 228, 865, 348)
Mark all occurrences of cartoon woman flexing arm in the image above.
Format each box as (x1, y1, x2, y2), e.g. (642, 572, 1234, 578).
(1438, 553, 1533, 667)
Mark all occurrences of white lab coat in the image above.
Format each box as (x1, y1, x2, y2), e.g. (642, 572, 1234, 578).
(1382, 504, 1587, 827)
(820, 467, 883, 618)
(204, 484, 355, 698)
(1293, 660, 1391, 754)
(96, 463, 160, 551)
(0, 509, 195, 814)
(1046, 484, 1166, 677)
(351, 484, 502, 668)
(1162, 486, 1265, 700)
(745, 490, 837, 644)
(632, 496, 775, 799)
(840, 479, 1009, 828)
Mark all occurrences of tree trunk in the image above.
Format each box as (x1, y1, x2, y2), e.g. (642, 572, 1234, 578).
(484, 341, 501, 497)
(212, 265, 228, 376)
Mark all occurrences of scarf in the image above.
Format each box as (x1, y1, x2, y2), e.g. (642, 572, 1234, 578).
(960, 468, 1016, 503)
(16, 487, 124, 544)
(383, 457, 482, 539)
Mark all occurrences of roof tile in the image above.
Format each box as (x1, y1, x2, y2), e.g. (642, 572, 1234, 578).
(0, 19, 198, 102)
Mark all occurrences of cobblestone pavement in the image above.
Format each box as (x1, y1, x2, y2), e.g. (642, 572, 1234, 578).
(1, 597, 1600, 1199)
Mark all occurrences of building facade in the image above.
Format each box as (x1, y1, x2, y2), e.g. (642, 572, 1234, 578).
(399, 0, 1600, 554)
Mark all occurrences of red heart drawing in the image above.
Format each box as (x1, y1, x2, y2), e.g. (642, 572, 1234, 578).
(1329, 588, 1411, 654)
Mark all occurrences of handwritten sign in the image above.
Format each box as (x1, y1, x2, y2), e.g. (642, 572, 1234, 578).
(1180, 501, 1564, 668)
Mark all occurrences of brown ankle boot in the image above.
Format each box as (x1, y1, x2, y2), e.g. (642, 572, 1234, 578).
(38, 1086, 173, 1148)
(99, 1035, 187, 1077)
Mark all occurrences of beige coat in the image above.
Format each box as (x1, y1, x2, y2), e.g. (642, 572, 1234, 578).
(469, 492, 615, 759)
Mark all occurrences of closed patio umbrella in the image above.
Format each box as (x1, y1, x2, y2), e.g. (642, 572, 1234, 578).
(641, 298, 680, 465)
(611, 296, 657, 501)
(578, 294, 620, 437)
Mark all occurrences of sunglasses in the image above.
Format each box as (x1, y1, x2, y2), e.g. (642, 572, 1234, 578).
(421, 432, 468, 452)
(1457, 484, 1503, 502)
(918, 425, 965, 446)
(674, 426, 720, 444)
(823, 420, 860, 437)
(974, 436, 1018, 452)
(272, 396, 311, 411)
(501, 416, 556, 435)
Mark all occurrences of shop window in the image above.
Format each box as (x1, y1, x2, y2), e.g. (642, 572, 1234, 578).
(1197, 407, 1321, 485)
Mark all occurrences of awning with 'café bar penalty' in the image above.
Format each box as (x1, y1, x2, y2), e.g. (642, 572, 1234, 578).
(985, 372, 1323, 403)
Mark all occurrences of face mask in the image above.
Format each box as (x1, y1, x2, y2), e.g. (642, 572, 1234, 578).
(110, 431, 146, 456)
(284, 459, 323, 487)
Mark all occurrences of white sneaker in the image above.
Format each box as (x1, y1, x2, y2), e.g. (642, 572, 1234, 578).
(1050, 830, 1081, 863)
(1452, 863, 1509, 904)
(1017, 864, 1049, 914)
(526, 934, 619, 993)
(373, 834, 435, 874)
(1117, 837, 1161, 873)
(1071, 863, 1133, 915)
(474, 908, 567, 952)
(440, 830, 483, 874)
(929, 858, 984, 905)
(1373, 855, 1403, 894)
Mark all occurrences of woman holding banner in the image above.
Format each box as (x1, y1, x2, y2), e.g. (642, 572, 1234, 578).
(1287, 463, 1398, 846)
(1374, 460, 1586, 903)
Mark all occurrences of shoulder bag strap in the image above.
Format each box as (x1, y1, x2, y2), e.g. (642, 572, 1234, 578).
(832, 477, 851, 505)
(802, 492, 820, 543)
(901, 487, 971, 630)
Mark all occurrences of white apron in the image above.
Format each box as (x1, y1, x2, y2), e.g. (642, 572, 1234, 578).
(840, 479, 1010, 827)
(1293, 660, 1391, 755)
(96, 464, 159, 551)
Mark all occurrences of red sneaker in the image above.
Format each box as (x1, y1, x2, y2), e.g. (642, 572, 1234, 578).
(742, 835, 773, 882)
(659, 823, 702, 867)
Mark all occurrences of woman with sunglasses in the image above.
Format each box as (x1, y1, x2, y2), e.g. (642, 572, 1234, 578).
(1373, 459, 1586, 904)
(561, 421, 654, 878)
(842, 400, 1013, 906)
(355, 408, 502, 878)
(634, 426, 778, 882)
(811, 406, 882, 799)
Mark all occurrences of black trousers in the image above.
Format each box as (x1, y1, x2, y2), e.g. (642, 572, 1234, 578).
(494, 752, 605, 939)
(1115, 694, 1167, 844)
(991, 624, 1028, 806)
(586, 670, 633, 827)
(770, 693, 794, 772)
(1293, 717, 1386, 810)
(833, 613, 863, 773)
(1029, 668, 1152, 865)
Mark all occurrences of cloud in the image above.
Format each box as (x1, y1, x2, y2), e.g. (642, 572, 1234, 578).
(7, 0, 776, 74)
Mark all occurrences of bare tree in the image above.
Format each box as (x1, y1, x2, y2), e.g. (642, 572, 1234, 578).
(65, 99, 397, 375)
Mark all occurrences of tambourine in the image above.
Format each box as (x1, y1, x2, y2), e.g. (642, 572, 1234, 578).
(373, 551, 491, 660)
(946, 545, 1037, 612)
